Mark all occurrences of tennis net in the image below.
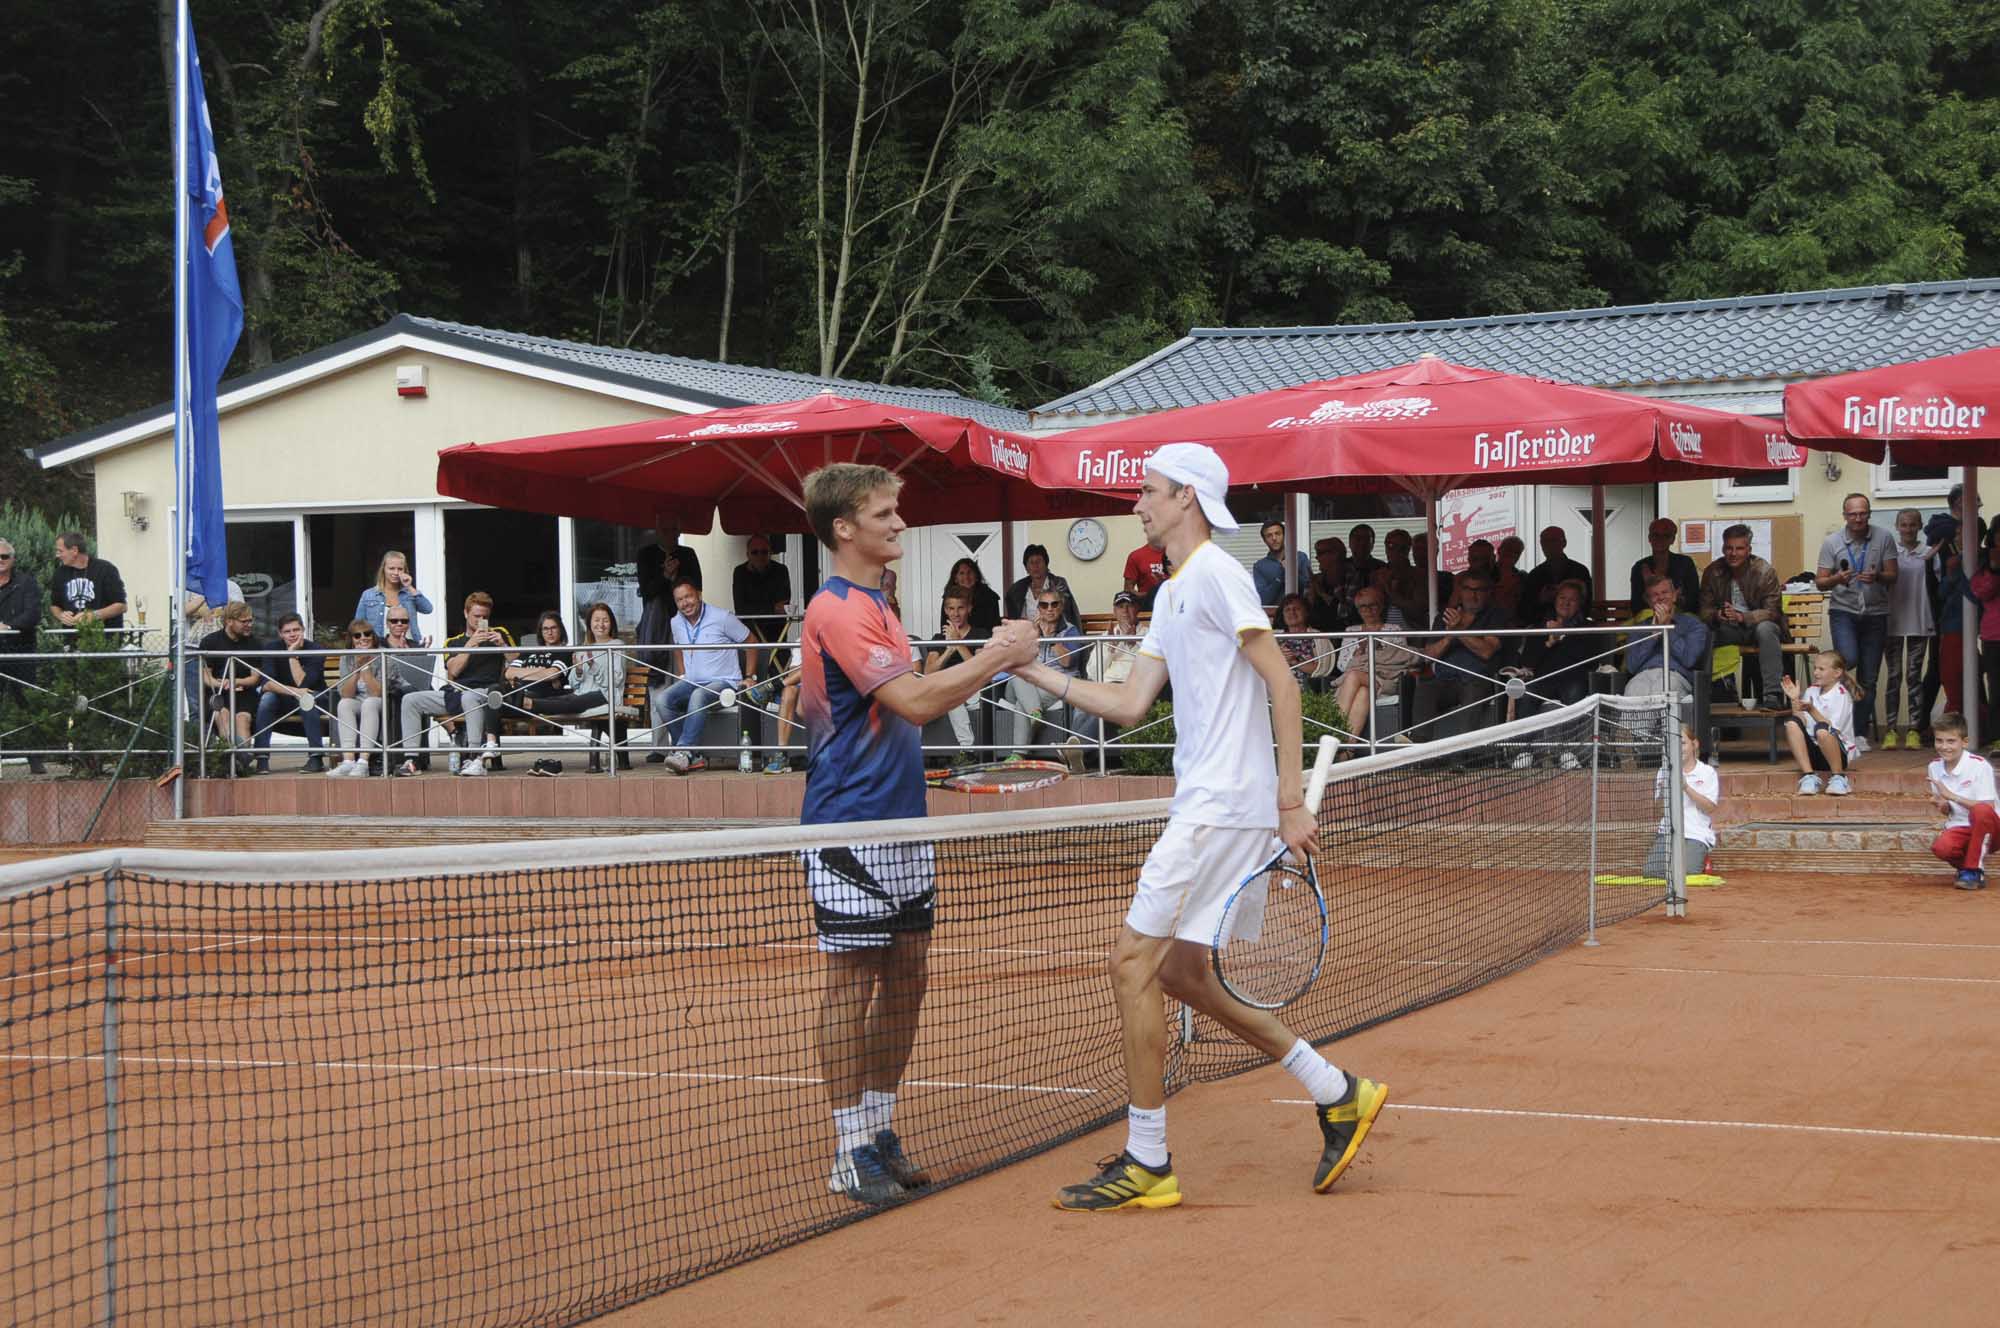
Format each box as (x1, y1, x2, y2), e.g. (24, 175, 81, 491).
(2, 693, 1678, 1325)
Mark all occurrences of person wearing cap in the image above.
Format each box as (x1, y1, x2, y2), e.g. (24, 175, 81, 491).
(1012, 441, 1385, 1213)
(1100, 590, 1145, 684)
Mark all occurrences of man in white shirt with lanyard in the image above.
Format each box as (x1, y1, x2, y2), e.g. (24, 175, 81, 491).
(1011, 442, 1386, 1212)
(1927, 711, 1999, 890)
(652, 578, 752, 772)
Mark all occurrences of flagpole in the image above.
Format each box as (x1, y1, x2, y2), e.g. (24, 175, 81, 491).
(171, 0, 191, 819)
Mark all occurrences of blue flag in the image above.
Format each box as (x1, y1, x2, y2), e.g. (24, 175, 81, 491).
(176, 5, 243, 611)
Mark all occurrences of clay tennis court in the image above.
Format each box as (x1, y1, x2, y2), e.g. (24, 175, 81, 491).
(614, 865, 2000, 1328)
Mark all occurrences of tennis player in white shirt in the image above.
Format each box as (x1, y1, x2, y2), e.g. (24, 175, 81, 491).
(1927, 712, 1999, 890)
(1011, 442, 1386, 1212)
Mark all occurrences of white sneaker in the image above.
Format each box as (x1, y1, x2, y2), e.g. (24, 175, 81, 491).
(1797, 773, 1823, 796)
(1510, 752, 1534, 770)
(483, 737, 500, 759)
(1558, 752, 1582, 771)
(460, 756, 486, 777)
(665, 749, 692, 774)
(1826, 773, 1852, 796)
(325, 760, 349, 779)
(339, 759, 365, 778)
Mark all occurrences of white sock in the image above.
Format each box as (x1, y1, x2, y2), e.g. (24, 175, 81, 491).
(832, 1104, 872, 1156)
(861, 1088, 896, 1137)
(1281, 1039, 1348, 1106)
(1124, 1104, 1168, 1169)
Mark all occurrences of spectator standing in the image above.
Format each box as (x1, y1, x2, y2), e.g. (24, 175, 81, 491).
(1699, 524, 1788, 711)
(354, 550, 434, 646)
(654, 579, 751, 772)
(254, 611, 331, 773)
(1816, 493, 1896, 740)
(49, 532, 126, 631)
(636, 516, 703, 672)
(1307, 537, 1358, 634)
(1623, 574, 1710, 712)
(1411, 533, 1453, 611)
(1375, 529, 1425, 628)
(1122, 543, 1169, 609)
(1628, 519, 1701, 617)
(1516, 526, 1590, 625)
(1883, 508, 1938, 748)
(1346, 524, 1384, 586)
(1492, 535, 1526, 620)
(1920, 484, 1985, 731)
(1971, 530, 2000, 748)
(943, 558, 1002, 639)
(0, 538, 45, 773)
(732, 536, 792, 677)
(1252, 520, 1312, 611)
(1002, 544, 1080, 623)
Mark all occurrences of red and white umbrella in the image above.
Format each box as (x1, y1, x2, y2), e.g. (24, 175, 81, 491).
(1786, 345, 2000, 744)
(438, 392, 1118, 533)
(1784, 346, 2000, 465)
(1029, 358, 1804, 613)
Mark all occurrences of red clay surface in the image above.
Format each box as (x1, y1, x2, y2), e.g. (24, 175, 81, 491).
(614, 868, 2000, 1328)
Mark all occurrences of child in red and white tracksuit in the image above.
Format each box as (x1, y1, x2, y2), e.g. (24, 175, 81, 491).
(1928, 711, 1998, 890)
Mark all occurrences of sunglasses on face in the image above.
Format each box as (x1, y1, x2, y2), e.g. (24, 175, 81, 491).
(351, 633, 376, 641)
(387, 618, 410, 625)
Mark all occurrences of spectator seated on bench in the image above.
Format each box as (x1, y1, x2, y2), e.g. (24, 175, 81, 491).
(1780, 650, 1858, 797)
(516, 602, 634, 772)
(1413, 572, 1506, 739)
(398, 591, 515, 777)
(253, 612, 331, 774)
(1333, 589, 1413, 750)
(1622, 575, 1709, 715)
(1003, 590, 1094, 762)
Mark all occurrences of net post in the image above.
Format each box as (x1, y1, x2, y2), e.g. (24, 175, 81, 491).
(1584, 699, 1601, 947)
(101, 866, 123, 1326)
(1665, 697, 1689, 918)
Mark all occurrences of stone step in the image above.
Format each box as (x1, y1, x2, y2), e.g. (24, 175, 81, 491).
(1714, 792, 1933, 826)
(1716, 821, 1948, 876)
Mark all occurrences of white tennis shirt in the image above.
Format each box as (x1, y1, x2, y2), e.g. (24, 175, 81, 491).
(1929, 751, 1997, 829)
(1140, 540, 1279, 828)
(1654, 760, 1719, 847)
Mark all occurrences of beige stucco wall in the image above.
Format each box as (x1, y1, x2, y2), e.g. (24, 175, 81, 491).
(72, 349, 736, 631)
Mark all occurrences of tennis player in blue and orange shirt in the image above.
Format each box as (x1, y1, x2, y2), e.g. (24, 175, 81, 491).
(799, 462, 1038, 1205)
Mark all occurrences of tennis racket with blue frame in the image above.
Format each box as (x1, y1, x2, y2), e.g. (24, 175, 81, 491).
(1210, 735, 1338, 1010)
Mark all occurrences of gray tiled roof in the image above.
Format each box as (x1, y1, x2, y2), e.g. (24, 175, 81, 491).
(33, 314, 1026, 460)
(1033, 279, 2000, 420)
(404, 316, 1029, 430)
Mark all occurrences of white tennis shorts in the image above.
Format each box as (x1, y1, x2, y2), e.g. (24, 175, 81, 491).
(1126, 820, 1281, 944)
(804, 841, 937, 953)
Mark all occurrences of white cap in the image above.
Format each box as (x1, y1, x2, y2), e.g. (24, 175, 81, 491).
(1143, 442, 1238, 531)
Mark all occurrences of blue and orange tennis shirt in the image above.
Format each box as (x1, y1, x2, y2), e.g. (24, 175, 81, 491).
(798, 577, 924, 825)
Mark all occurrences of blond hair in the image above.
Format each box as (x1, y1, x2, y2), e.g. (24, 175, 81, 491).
(804, 464, 901, 550)
(374, 550, 413, 599)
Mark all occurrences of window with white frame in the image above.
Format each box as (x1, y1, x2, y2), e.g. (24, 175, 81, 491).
(1872, 450, 1953, 499)
(1713, 468, 1800, 504)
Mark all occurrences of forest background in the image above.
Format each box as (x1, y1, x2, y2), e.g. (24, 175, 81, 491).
(4, 0, 1998, 523)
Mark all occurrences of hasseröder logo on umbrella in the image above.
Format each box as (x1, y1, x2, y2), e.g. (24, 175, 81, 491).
(1668, 422, 1704, 458)
(1842, 394, 1990, 436)
(1471, 427, 1597, 470)
(1265, 396, 1438, 429)
(988, 438, 1029, 475)
(1074, 449, 1152, 486)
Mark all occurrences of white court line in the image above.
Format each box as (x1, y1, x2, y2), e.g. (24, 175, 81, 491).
(1719, 938, 2000, 952)
(1574, 963, 2000, 986)
(1, 936, 259, 985)
(1271, 1098, 2000, 1146)
(2, 1051, 1098, 1098)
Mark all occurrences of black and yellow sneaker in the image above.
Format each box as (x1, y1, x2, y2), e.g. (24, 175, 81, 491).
(1313, 1075, 1387, 1192)
(874, 1129, 931, 1189)
(1052, 1151, 1181, 1212)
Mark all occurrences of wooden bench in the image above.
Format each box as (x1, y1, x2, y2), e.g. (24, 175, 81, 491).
(1702, 592, 1829, 762)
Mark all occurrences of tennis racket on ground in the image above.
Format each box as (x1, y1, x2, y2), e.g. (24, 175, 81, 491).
(1210, 735, 1338, 1010)
(924, 760, 1069, 793)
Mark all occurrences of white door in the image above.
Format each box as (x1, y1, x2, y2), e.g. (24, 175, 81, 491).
(1537, 484, 1655, 603)
(902, 523, 1003, 634)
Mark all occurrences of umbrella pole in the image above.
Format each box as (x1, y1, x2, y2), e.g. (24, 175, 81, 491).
(1968, 467, 1982, 749)
(1426, 496, 1440, 622)
(1590, 482, 1607, 607)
